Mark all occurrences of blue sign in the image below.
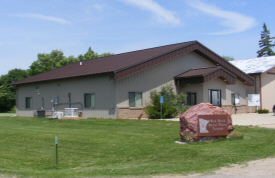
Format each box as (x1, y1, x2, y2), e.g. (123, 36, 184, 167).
(160, 96, 163, 104)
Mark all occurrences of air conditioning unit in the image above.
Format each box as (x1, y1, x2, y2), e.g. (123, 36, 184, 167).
(53, 111, 64, 119)
(64, 108, 78, 117)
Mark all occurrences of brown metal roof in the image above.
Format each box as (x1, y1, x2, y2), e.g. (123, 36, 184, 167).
(175, 67, 218, 78)
(175, 66, 237, 85)
(11, 41, 254, 86)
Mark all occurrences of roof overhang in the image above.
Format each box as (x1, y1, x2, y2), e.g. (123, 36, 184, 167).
(174, 66, 237, 86)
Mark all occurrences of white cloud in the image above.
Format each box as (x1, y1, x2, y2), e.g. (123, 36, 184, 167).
(187, 0, 256, 35)
(120, 0, 180, 25)
(11, 13, 71, 25)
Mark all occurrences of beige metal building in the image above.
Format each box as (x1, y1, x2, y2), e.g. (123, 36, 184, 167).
(230, 56, 275, 112)
(12, 41, 254, 118)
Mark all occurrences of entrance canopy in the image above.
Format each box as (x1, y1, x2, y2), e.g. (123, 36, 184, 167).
(174, 66, 236, 86)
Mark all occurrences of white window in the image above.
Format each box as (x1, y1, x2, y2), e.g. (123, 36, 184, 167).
(231, 93, 240, 105)
(84, 93, 95, 108)
(129, 92, 142, 107)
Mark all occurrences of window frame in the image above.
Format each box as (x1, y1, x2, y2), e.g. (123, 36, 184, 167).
(187, 92, 197, 106)
(84, 93, 96, 108)
(129, 92, 143, 107)
(231, 93, 240, 105)
(25, 97, 32, 109)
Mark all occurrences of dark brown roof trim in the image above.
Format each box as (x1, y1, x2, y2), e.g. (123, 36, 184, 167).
(174, 67, 236, 85)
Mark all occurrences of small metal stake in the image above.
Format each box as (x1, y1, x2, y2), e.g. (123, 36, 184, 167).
(55, 136, 58, 167)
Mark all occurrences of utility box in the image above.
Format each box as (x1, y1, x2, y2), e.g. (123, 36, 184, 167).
(37, 109, 45, 118)
(53, 111, 64, 119)
(64, 108, 78, 117)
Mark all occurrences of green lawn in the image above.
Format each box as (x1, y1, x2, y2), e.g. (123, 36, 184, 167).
(1, 116, 275, 177)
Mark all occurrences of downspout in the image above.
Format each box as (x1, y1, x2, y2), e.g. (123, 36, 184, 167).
(259, 74, 262, 110)
(254, 76, 257, 94)
(42, 98, 44, 109)
(68, 93, 71, 108)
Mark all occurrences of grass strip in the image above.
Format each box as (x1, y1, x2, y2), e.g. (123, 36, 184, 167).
(0, 117, 275, 177)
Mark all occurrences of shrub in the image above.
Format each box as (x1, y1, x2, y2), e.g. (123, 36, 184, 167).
(258, 109, 269, 114)
(144, 83, 190, 119)
(144, 90, 176, 119)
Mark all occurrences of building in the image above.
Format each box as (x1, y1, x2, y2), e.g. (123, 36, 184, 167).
(230, 56, 275, 112)
(12, 41, 254, 118)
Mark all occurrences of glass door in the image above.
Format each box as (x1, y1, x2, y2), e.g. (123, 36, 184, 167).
(209, 90, 221, 107)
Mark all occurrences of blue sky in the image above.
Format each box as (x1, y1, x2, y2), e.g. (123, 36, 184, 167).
(1, 0, 275, 76)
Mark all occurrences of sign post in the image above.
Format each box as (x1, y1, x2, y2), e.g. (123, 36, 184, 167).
(55, 136, 58, 167)
(160, 96, 163, 119)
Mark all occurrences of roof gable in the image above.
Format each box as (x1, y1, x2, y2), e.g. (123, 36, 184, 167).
(174, 66, 236, 85)
(12, 41, 254, 86)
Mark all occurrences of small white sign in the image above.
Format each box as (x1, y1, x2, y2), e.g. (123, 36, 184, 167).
(55, 136, 58, 144)
(248, 94, 260, 106)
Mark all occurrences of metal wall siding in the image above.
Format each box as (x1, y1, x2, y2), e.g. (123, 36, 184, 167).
(115, 44, 196, 81)
(16, 74, 117, 118)
(225, 79, 246, 105)
(116, 52, 216, 107)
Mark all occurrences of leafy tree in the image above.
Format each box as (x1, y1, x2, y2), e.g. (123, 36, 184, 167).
(57, 55, 79, 68)
(222, 55, 234, 61)
(28, 48, 113, 76)
(0, 69, 28, 112)
(28, 50, 66, 76)
(78, 47, 100, 61)
(100, 52, 114, 57)
(257, 23, 275, 57)
(145, 83, 190, 119)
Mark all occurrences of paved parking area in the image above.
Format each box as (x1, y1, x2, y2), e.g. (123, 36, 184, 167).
(164, 113, 275, 127)
(231, 113, 275, 126)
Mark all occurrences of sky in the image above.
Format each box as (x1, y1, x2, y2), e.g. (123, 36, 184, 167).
(1, 0, 275, 76)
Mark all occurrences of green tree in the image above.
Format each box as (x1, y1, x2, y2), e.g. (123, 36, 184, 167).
(57, 55, 79, 68)
(100, 52, 114, 57)
(257, 23, 275, 57)
(78, 47, 100, 61)
(28, 50, 66, 76)
(222, 55, 234, 61)
(0, 69, 28, 112)
(28, 48, 113, 76)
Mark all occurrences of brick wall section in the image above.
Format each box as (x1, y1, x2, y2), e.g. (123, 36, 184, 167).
(117, 106, 148, 119)
(118, 105, 248, 119)
(222, 105, 247, 114)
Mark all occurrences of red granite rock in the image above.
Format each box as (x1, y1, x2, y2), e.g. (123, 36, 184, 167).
(180, 103, 234, 142)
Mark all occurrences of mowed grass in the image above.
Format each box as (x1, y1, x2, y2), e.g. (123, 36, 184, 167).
(1, 117, 275, 177)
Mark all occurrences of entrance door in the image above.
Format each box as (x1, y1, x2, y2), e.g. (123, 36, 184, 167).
(209, 90, 221, 107)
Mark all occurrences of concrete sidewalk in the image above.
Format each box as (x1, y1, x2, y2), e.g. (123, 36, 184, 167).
(231, 113, 275, 126)
(0, 113, 16, 117)
(163, 113, 275, 126)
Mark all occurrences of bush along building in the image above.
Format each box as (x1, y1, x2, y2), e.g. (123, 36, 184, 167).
(11, 41, 254, 118)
